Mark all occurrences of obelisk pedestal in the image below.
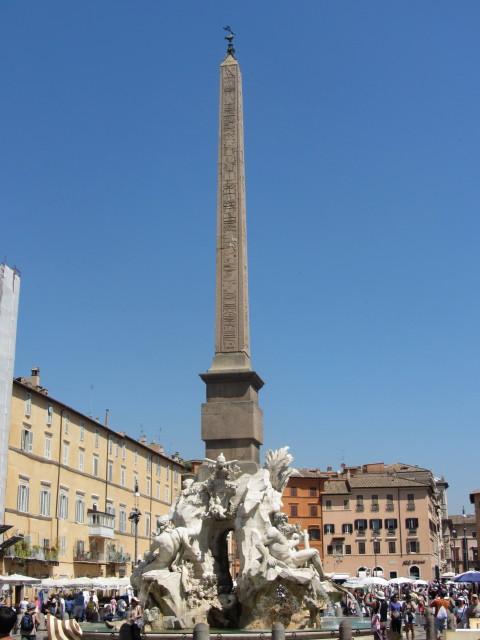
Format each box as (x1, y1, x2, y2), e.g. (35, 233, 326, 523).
(201, 43, 264, 464)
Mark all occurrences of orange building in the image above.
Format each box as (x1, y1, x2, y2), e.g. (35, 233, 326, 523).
(282, 469, 329, 557)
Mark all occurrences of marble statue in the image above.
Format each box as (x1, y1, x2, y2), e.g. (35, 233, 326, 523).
(131, 448, 348, 631)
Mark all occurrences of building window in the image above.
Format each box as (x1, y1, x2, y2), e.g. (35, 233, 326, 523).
(356, 495, 364, 511)
(59, 536, 66, 556)
(119, 508, 126, 533)
(64, 414, 69, 435)
(355, 519, 368, 532)
(325, 499, 332, 510)
(342, 523, 353, 534)
(145, 513, 151, 537)
(407, 540, 420, 553)
(108, 439, 113, 455)
(92, 455, 99, 477)
(47, 406, 53, 426)
(106, 502, 115, 528)
(62, 441, 69, 466)
(94, 430, 99, 449)
(39, 487, 50, 517)
(156, 460, 160, 476)
(290, 487, 297, 497)
(122, 444, 126, 460)
(388, 541, 396, 553)
(406, 518, 419, 531)
(134, 450, 138, 466)
(75, 496, 85, 523)
(345, 544, 352, 554)
(324, 524, 335, 534)
(164, 486, 170, 503)
(407, 494, 415, 511)
(385, 518, 398, 531)
(327, 545, 333, 555)
(370, 519, 382, 532)
(146, 479, 151, 496)
(156, 482, 160, 499)
(115, 443, 119, 458)
(58, 491, 69, 519)
(80, 423, 85, 442)
(147, 456, 152, 473)
(290, 504, 298, 517)
(44, 435, 52, 459)
(371, 495, 379, 511)
(25, 393, 32, 418)
(358, 541, 366, 554)
(386, 494, 394, 511)
(309, 487, 317, 497)
(310, 504, 318, 516)
(120, 467, 126, 487)
(344, 498, 350, 510)
(21, 428, 33, 453)
(309, 527, 321, 541)
(373, 540, 381, 554)
(108, 462, 113, 482)
(17, 481, 29, 512)
(78, 449, 84, 472)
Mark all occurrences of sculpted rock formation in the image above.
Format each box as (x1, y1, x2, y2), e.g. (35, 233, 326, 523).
(132, 448, 347, 630)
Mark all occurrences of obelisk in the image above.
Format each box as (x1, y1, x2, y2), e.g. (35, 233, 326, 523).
(200, 31, 264, 464)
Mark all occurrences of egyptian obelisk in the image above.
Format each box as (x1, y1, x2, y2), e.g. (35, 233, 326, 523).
(200, 31, 264, 463)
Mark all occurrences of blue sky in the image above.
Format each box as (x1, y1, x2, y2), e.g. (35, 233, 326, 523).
(2, 1, 479, 513)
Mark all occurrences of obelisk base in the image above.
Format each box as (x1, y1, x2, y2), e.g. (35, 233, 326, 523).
(200, 370, 264, 463)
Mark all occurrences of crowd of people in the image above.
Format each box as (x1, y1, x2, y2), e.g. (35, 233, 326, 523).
(342, 581, 480, 639)
(0, 589, 143, 640)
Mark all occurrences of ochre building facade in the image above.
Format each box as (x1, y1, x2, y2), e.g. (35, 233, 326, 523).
(1, 370, 183, 579)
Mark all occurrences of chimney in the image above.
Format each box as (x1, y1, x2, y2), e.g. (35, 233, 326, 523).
(139, 435, 147, 445)
(29, 367, 41, 388)
(327, 466, 333, 472)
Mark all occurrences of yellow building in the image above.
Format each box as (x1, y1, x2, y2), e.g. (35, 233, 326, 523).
(1, 369, 183, 579)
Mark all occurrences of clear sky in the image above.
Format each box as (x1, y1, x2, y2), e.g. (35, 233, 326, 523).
(2, 1, 479, 514)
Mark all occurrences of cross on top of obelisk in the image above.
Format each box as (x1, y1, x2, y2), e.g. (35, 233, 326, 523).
(223, 25, 236, 58)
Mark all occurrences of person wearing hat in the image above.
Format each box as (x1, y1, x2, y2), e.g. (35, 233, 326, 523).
(20, 603, 38, 640)
(129, 597, 143, 630)
(46, 614, 82, 640)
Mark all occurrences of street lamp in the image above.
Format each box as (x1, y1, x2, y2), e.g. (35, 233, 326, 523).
(463, 507, 469, 572)
(373, 530, 379, 577)
(129, 480, 141, 569)
(452, 528, 458, 574)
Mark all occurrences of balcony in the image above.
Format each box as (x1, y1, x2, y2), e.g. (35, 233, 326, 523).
(386, 529, 397, 536)
(4, 541, 59, 564)
(74, 550, 105, 563)
(107, 550, 131, 564)
(356, 529, 366, 537)
(407, 528, 418, 536)
(386, 504, 395, 512)
(407, 503, 416, 511)
(356, 505, 364, 512)
(88, 510, 115, 539)
(371, 504, 379, 512)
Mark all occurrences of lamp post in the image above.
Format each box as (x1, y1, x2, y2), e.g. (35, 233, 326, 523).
(463, 507, 469, 572)
(129, 480, 141, 570)
(373, 530, 379, 577)
(452, 528, 458, 574)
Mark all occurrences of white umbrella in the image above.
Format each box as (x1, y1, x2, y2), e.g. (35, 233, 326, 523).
(442, 572, 456, 579)
(389, 577, 415, 585)
(414, 579, 428, 586)
(0, 574, 40, 585)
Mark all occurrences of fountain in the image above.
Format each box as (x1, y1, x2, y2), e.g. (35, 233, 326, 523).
(130, 448, 351, 631)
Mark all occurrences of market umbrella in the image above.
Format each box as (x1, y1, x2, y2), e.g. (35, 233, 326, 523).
(414, 579, 428, 586)
(442, 572, 456, 579)
(0, 574, 41, 585)
(453, 571, 480, 583)
(389, 577, 415, 585)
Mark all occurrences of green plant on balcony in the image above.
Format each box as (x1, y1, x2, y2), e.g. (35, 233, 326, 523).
(14, 540, 31, 559)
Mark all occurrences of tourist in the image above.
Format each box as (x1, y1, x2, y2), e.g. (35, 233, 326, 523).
(129, 597, 143, 629)
(403, 595, 416, 640)
(20, 603, 39, 640)
(377, 592, 388, 640)
(371, 601, 382, 640)
(0, 605, 18, 640)
(430, 591, 451, 640)
(117, 598, 127, 620)
(72, 592, 85, 622)
(389, 593, 403, 637)
(85, 597, 98, 623)
(109, 597, 117, 617)
(456, 597, 468, 628)
(465, 594, 480, 628)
